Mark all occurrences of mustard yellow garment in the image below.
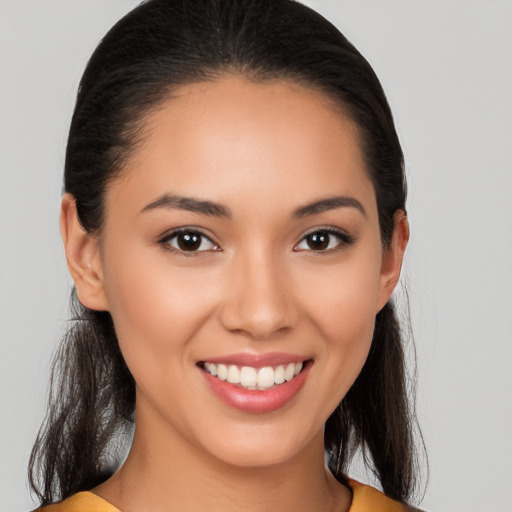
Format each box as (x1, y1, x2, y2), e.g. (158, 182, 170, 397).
(36, 480, 410, 512)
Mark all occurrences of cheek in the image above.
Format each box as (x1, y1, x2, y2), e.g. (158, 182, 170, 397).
(302, 250, 381, 339)
(100, 245, 221, 372)
(320, 284, 376, 381)
(296, 250, 381, 397)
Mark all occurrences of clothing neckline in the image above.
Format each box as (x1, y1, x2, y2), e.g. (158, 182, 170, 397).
(46, 479, 406, 512)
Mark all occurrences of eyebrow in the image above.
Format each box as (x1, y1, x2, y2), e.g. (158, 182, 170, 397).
(141, 194, 231, 218)
(141, 193, 366, 219)
(293, 196, 366, 218)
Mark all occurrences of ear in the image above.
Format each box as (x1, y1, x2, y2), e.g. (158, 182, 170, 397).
(60, 193, 109, 311)
(376, 210, 409, 312)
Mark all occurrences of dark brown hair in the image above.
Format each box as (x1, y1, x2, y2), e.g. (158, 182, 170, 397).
(30, 0, 424, 506)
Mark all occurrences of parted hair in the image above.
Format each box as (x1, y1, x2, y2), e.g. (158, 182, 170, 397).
(29, 0, 424, 506)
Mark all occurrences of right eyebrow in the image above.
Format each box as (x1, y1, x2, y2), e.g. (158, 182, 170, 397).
(140, 194, 232, 218)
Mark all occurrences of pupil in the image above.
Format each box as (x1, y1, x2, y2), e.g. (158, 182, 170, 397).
(178, 232, 201, 251)
(307, 232, 329, 250)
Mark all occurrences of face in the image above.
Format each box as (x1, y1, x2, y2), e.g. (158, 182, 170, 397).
(67, 76, 405, 469)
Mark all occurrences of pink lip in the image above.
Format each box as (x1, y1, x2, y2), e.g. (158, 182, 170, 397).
(199, 352, 308, 368)
(199, 360, 312, 414)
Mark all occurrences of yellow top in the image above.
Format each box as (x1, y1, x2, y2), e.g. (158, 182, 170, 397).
(36, 480, 410, 511)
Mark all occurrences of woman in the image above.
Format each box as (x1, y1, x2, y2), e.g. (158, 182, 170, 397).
(29, 0, 424, 510)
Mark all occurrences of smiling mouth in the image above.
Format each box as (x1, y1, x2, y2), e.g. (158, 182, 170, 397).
(199, 361, 308, 391)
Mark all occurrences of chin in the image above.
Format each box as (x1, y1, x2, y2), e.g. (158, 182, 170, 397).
(195, 422, 319, 470)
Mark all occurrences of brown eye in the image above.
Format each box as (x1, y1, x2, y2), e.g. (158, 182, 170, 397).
(305, 231, 330, 250)
(177, 232, 202, 251)
(295, 229, 353, 252)
(161, 230, 218, 253)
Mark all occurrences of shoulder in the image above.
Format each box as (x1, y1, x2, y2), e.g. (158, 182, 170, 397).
(35, 492, 120, 512)
(348, 480, 424, 512)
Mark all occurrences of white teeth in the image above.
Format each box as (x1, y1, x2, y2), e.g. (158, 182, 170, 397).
(227, 365, 241, 384)
(284, 363, 295, 382)
(204, 362, 217, 376)
(203, 361, 305, 389)
(256, 366, 275, 388)
(274, 365, 285, 384)
(217, 364, 228, 381)
(240, 366, 257, 387)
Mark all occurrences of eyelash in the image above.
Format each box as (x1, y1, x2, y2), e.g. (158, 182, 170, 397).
(158, 228, 220, 256)
(158, 227, 354, 256)
(294, 228, 355, 253)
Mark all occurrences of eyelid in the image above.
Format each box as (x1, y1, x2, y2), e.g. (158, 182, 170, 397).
(293, 226, 354, 252)
(158, 227, 221, 255)
(156, 225, 353, 255)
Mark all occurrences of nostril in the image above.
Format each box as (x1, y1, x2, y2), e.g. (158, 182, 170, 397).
(218, 304, 297, 340)
(217, 265, 299, 339)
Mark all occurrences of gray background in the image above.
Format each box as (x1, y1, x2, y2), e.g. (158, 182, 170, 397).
(1, 1, 511, 511)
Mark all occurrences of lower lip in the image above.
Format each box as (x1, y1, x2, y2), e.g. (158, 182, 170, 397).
(199, 362, 312, 414)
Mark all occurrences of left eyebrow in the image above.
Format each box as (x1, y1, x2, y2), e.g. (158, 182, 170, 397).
(293, 196, 367, 218)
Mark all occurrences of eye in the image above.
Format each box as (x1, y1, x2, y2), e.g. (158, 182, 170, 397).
(294, 229, 353, 252)
(159, 229, 219, 253)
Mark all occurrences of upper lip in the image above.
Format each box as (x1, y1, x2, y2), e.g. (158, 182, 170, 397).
(199, 352, 310, 368)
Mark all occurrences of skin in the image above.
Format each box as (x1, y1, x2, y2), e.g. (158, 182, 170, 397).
(61, 76, 408, 512)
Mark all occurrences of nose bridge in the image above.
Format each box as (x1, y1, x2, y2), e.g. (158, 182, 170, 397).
(219, 244, 297, 339)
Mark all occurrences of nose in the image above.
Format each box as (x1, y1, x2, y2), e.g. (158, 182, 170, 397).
(218, 249, 299, 340)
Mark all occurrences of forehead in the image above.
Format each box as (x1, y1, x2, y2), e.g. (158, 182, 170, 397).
(108, 75, 377, 220)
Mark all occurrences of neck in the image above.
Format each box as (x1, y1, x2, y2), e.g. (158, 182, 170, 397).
(94, 399, 351, 512)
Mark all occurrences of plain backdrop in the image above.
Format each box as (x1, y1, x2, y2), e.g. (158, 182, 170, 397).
(1, 1, 511, 511)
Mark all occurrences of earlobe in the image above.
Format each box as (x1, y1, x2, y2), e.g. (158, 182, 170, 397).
(376, 210, 409, 312)
(60, 193, 109, 311)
